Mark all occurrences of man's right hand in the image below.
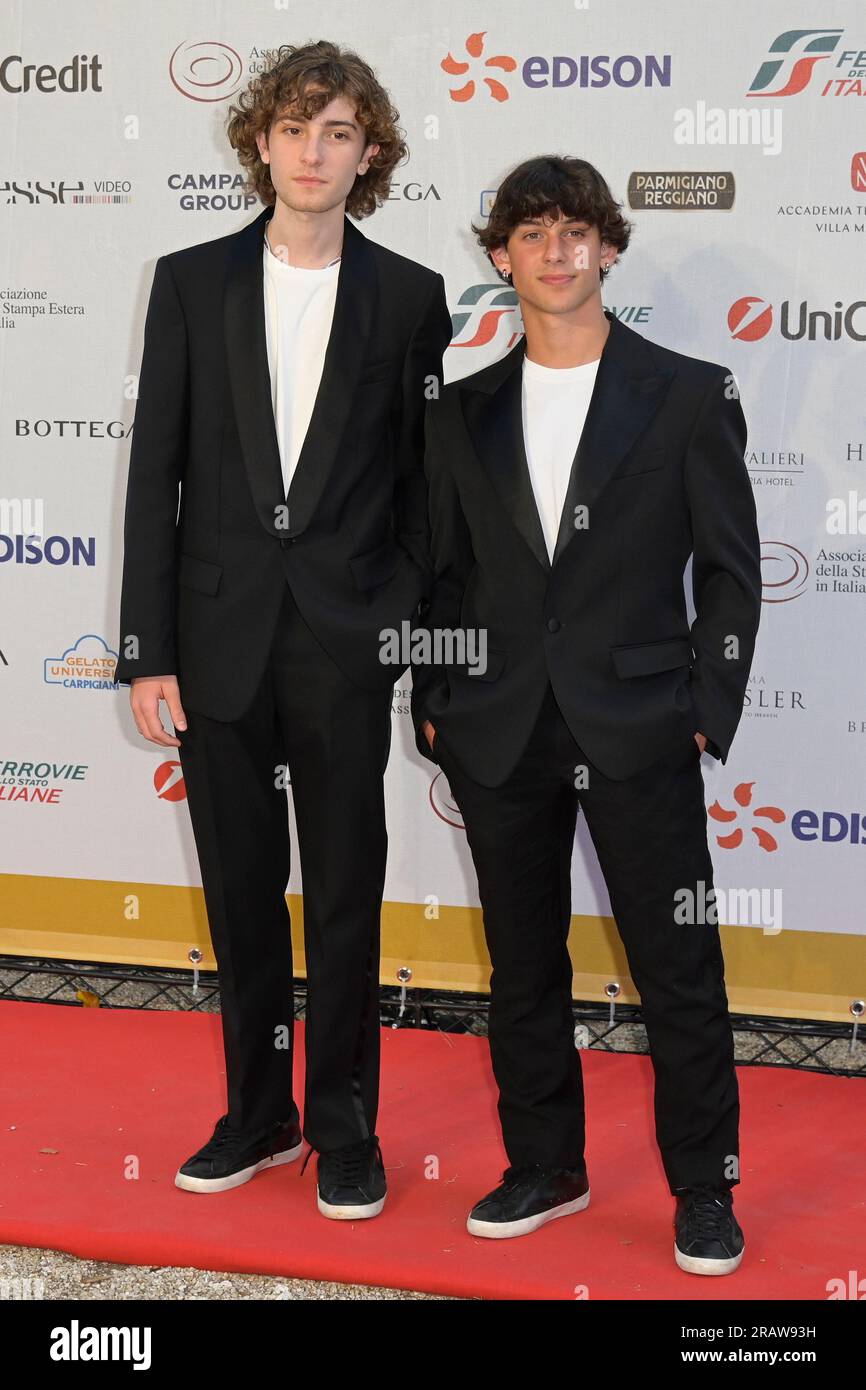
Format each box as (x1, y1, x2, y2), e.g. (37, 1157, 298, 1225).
(130, 675, 187, 747)
(421, 719, 436, 751)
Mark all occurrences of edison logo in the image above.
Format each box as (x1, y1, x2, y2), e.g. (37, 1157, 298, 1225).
(746, 29, 843, 97)
(728, 296, 773, 341)
(441, 31, 517, 103)
(709, 782, 786, 852)
(710, 785, 866, 851)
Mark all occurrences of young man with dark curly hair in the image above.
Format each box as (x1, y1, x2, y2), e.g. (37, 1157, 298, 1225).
(411, 156, 761, 1272)
(115, 40, 451, 1220)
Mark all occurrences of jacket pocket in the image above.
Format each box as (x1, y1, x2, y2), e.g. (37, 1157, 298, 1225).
(348, 537, 403, 590)
(610, 636, 692, 678)
(612, 446, 665, 479)
(178, 552, 223, 596)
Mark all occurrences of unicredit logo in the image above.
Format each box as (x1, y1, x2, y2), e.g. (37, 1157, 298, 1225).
(728, 297, 773, 340)
(154, 761, 186, 802)
(0, 52, 103, 93)
(729, 296, 866, 342)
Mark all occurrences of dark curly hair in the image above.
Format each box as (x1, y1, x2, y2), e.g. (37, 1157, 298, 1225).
(225, 39, 407, 219)
(471, 155, 633, 284)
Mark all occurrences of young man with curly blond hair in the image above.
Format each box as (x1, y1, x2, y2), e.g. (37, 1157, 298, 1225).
(116, 40, 451, 1220)
(411, 156, 761, 1271)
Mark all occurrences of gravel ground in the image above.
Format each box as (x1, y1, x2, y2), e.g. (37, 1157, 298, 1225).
(0, 1243, 451, 1300)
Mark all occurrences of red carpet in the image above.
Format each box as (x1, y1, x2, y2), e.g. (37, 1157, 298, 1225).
(0, 999, 862, 1300)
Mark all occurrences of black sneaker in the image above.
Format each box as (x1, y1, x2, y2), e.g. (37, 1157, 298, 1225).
(467, 1161, 590, 1239)
(174, 1113, 303, 1193)
(301, 1134, 387, 1219)
(674, 1183, 745, 1275)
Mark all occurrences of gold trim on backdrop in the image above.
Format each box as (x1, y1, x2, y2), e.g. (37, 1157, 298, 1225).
(0, 875, 861, 1024)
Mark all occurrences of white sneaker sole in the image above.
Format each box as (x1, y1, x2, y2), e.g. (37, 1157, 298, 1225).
(467, 1187, 590, 1239)
(674, 1240, 745, 1275)
(174, 1139, 303, 1193)
(317, 1191, 386, 1220)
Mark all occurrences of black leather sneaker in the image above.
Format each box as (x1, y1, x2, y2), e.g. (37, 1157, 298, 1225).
(174, 1113, 303, 1193)
(467, 1161, 590, 1239)
(301, 1134, 387, 1219)
(674, 1183, 745, 1274)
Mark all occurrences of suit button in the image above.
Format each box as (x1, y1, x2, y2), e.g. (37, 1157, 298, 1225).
(547, 618, 561, 633)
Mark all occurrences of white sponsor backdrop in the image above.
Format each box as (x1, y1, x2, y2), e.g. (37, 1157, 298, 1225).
(2, 0, 865, 953)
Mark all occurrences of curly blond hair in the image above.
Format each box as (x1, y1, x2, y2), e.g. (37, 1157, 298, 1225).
(225, 39, 407, 219)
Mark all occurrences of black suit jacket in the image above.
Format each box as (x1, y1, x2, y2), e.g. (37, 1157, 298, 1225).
(115, 204, 452, 716)
(411, 309, 762, 785)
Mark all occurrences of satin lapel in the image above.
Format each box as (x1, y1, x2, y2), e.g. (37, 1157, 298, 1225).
(460, 336, 551, 574)
(224, 206, 284, 536)
(285, 214, 375, 532)
(550, 311, 675, 566)
(223, 206, 375, 539)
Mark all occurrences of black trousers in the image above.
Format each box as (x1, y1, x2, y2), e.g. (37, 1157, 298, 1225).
(434, 682, 739, 1195)
(175, 581, 392, 1150)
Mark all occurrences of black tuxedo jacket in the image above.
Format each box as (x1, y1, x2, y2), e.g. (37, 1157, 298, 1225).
(410, 309, 762, 785)
(115, 204, 452, 716)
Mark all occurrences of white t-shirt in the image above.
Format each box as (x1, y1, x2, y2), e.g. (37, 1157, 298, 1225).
(262, 229, 341, 497)
(521, 354, 601, 562)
